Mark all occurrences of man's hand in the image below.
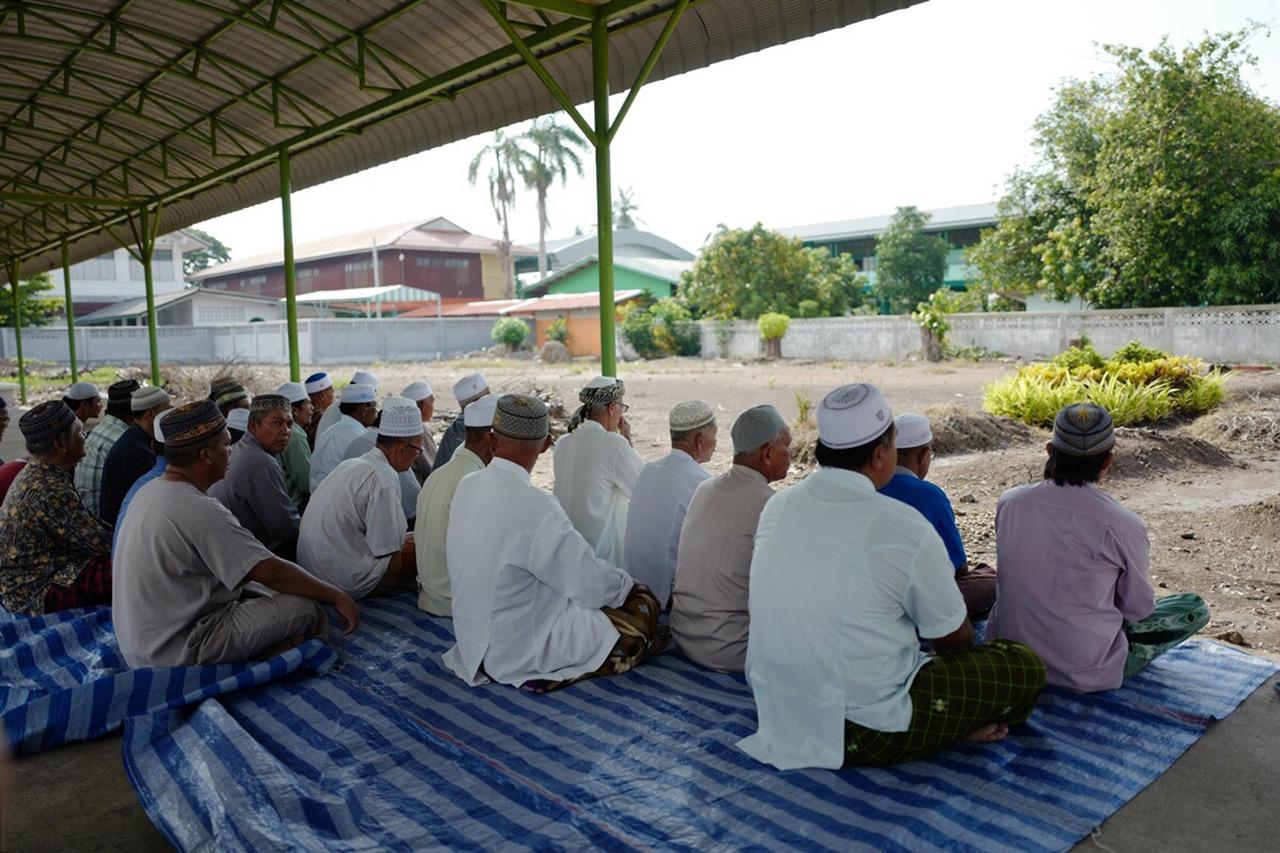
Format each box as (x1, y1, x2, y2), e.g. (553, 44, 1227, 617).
(619, 416, 633, 444)
(330, 591, 360, 635)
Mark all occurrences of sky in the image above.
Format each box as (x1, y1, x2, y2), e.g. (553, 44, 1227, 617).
(194, 0, 1280, 260)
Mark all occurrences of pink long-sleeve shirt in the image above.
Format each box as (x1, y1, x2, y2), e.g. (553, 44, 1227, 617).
(987, 480, 1155, 692)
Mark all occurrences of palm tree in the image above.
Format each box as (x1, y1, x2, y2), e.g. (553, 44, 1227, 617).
(517, 117, 586, 281)
(468, 130, 526, 299)
(613, 186, 642, 230)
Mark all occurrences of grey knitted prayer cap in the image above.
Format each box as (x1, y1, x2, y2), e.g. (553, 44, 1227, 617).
(493, 393, 549, 440)
(249, 394, 290, 414)
(1051, 402, 1115, 457)
(731, 404, 788, 453)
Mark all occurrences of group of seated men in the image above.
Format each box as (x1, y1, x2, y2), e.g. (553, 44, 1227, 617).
(0, 367, 1211, 769)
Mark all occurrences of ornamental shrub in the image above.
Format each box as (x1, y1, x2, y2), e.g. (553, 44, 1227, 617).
(1111, 339, 1169, 364)
(491, 316, 529, 348)
(1051, 343, 1106, 371)
(547, 317, 569, 344)
(757, 312, 790, 341)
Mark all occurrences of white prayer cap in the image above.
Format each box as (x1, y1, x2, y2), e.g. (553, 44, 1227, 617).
(378, 396, 424, 438)
(731, 405, 788, 453)
(669, 400, 715, 432)
(340, 383, 376, 404)
(131, 385, 171, 413)
(66, 382, 100, 401)
(351, 370, 379, 389)
(226, 408, 250, 432)
(894, 413, 933, 449)
(816, 383, 892, 449)
(453, 373, 488, 405)
(276, 382, 308, 405)
(402, 381, 434, 402)
(304, 372, 332, 394)
(153, 408, 173, 444)
(463, 395, 498, 428)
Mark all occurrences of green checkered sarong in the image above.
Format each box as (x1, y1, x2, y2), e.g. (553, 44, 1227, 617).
(844, 640, 1046, 767)
(1123, 593, 1210, 678)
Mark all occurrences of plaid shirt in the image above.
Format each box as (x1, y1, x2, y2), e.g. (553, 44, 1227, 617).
(74, 413, 128, 515)
(0, 459, 112, 614)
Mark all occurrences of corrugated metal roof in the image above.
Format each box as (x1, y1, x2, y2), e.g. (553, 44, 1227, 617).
(777, 202, 999, 242)
(3, 0, 927, 278)
(524, 253, 692, 294)
(504, 288, 645, 314)
(75, 286, 282, 324)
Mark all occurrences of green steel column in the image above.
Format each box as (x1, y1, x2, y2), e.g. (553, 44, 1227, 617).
(279, 149, 301, 381)
(138, 209, 161, 387)
(6, 259, 26, 405)
(61, 240, 78, 382)
(592, 14, 616, 377)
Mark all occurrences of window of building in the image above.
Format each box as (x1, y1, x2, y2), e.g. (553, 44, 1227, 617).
(129, 248, 174, 281)
(70, 252, 118, 281)
(196, 305, 246, 324)
(239, 274, 267, 294)
(944, 228, 983, 249)
(297, 266, 321, 282)
(415, 256, 470, 269)
(344, 259, 373, 288)
(413, 255, 472, 294)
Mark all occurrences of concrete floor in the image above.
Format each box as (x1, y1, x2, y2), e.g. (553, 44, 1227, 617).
(4, 675, 1277, 851)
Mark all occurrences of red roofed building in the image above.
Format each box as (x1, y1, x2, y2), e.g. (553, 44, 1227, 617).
(188, 217, 534, 310)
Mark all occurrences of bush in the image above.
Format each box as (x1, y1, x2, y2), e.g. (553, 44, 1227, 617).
(1111, 339, 1169, 364)
(547, 317, 569, 344)
(984, 344, 1227, 426)
(491, 316, 529, 348)
(758, 312, 791, 341)
(621, 298, 701, 359)
(622, 308, 659, 358)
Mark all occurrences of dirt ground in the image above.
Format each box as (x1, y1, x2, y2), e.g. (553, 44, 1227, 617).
(19, 355, 1280, 653)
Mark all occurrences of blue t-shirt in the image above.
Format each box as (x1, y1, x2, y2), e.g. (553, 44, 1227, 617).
(879, 469, 967, 572)
(112, 457, 168, 554)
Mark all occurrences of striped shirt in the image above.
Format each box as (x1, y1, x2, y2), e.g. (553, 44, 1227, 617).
(74, 413, 128, 516)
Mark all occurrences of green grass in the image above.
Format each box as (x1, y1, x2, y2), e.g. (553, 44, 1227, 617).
(0, 366, 120, 395)
(983, 366, 1228, 427)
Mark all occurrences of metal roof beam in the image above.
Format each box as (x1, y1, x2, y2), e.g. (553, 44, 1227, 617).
(0, 190, 144, 207)
(506, 1, 598, 19)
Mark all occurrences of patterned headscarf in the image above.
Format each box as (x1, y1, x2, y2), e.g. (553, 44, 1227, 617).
(568, 376, 625, 433)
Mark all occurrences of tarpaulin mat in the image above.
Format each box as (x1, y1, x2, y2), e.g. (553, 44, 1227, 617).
(121, 593, 1276, 852)
(0, 605, 335, 755)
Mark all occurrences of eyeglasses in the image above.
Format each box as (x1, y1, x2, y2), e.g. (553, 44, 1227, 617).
(616, 402, 630, 413)
(404, 442, 424, 454)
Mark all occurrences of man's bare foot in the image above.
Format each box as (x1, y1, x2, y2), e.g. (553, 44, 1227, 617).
(963, 722, 1009, 743)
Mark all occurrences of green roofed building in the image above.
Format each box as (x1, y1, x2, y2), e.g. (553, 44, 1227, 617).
(522, 255, 692, 301)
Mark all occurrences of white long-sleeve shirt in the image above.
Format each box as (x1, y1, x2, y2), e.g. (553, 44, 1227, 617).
(309, 415, 366, 492)
(623, 449, 710, 606)
(443, 457, 634, 687)
(551, 420, 644, 566)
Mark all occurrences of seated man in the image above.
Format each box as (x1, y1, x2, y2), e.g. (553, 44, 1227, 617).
(670, 405, 790, 672)
(227, 407, 249, 445)
(341, 396, 423, 523)
(99, 385, 171, 526)
(304, 372, 334, 449)
(275, 382, 314, 509)
(113, 400, 358, 668)
(433, 372, 489, 472)
(415, 395, 497, 616)
(0, 401, 112, 614)
(62, 382, 102, 425)
(310, 383, 377, 490)
(553, 376, 643, 565)
(112, 409, 173, 553)
(738, 383, 1046, 770)
(298, 399, 419, 599)
(210, 378, 250, 419)
(401, 381, 438, 480)
(880, 413, 997, 619)
(989, 403, 1210, 692)
(314, 370, 380, 440)
(444, 394, 666, 692)
(623, 400, 717, 606)
(210, 394, 302, 559)
(75, 379, 139, 515)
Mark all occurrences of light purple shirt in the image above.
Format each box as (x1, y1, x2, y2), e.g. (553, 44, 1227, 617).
(988, 480, 1155, 692)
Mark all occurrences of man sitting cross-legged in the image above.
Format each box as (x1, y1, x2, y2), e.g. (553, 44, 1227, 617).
(415, 395, 497, 616)
(297, 398, 420, 599)
(62, 382, 102, 425)
(210, 394, 302, 559)
(341, 396, 424, 524)
(444, 394, 667, 692)
(75, 378, 139, 515)
(738, 383, 1046, 770)
(988, 402, 1210, 691)
(0, 402, 112, 614)
(275, 381, 314, 510)
(670, 404, 791, 673)
(99, 385, 172, 527)
(880, 413, 998, 619)
(309, 383, 377, 490)
(113, 400, 358, 668)
(623, 400, 717, 608)
(433, 372, 489, 473)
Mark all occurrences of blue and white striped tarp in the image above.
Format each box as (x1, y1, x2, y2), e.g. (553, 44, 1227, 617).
(0, 605, 336, 755)
(122, 594, 1277, 852)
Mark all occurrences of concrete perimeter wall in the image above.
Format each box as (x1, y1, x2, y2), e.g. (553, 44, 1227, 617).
(0, 317, 514, 367)
(699, 304, 1280, 364)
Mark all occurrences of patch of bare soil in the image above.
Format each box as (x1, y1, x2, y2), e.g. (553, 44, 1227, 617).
(1107, 427, 1239, 480)
(1188, 394, 1280, 453)
(919, 404, 1040, 456)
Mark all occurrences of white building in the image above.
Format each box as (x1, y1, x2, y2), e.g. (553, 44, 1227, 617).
(58, 230, 210, 317)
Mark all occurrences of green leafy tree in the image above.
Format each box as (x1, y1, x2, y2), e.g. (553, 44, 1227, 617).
(1, 272, 61, 327)
(969, 27, 1280, 308)
(613, 187, 642, 230)
(679, 224, 865, 320)
(469, 130, 526, 299)
(182, 228, 231, 275)
(872, 206, 950, 314)
(491, 316, 529, 348)
(517, 117, 586, 281)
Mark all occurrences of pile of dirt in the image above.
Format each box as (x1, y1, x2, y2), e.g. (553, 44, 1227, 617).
(1214, 495, 1280, 542)
(538, 341, 571, 364)
(918, 404, 1040, 456)
(1188, 395, 1280, 452)
(124, 362, 286, 401)
(1108, 427, 1237, 480)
